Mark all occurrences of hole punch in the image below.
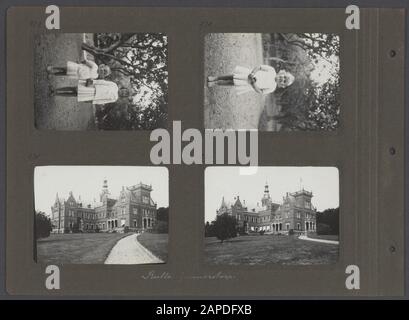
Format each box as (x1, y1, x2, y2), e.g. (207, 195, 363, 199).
(389, 246, 396, 253)
(389, 50, 397, 58)
(389, 147, 396, 155)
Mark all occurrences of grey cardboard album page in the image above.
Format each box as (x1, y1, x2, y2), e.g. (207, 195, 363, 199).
(5, 6, 405, 297)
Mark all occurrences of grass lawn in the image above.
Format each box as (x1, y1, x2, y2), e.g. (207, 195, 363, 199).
(36, 233, 129, 264)
(137, 232, 168, 262)
(205, 235, 339, 265)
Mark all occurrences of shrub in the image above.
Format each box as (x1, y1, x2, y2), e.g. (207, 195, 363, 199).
(205, 221, 216, 237)
(317, 223, 332, 235)
(214, 213, 237, 243)
(35, 211, 53, 239)
(316, 208, 339, 235)
(155, 220, 168, 233)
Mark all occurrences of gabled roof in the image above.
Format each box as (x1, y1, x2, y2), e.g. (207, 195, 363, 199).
(233, 196, 243, 208)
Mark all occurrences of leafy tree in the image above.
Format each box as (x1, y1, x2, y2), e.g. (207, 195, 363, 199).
(316, 223, 332, 235)
(275, 77, 340, 131)
(157, 207, 169, 221)
(279, 33, 340, 64)
(35, 211, 52, 239)
(82, 33, 168, 130)
(155, 207, 169, 233)
(205, 221, 217, 237)
(264, 33, 340, 131)
(316, 208, 339, 235)
(213, 213, 237, 243)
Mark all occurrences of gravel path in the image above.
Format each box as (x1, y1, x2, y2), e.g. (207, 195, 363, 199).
(104, 233, 164, 265)
(298, 235, 339, 245)
(34, 33, 96, 130)
(204, 33, 265, 129)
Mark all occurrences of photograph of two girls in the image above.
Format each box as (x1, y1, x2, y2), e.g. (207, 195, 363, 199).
(34, 32, 339, 132)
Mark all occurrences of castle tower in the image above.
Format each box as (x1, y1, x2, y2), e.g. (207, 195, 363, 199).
(66, 191, 77, 207)
(100, 179, 110, 203)
(291, 189, 313, 209)
(261, 182, 272, 207)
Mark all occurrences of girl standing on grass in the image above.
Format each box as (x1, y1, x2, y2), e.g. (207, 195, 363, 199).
(207, 65, 295, 95)
(50, 79, 130, 105)
(47, 57, 111, 80)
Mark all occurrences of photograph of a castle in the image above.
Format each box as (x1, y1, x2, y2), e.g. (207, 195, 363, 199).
(34, 166, 169, 265)
(205, 167, 340, 265)
(217, 186, 317, 235)
(51, 180, 157, 234)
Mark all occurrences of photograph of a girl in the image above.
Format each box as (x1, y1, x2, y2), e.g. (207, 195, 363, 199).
(50, 79, 129, 105)
(207, 66, 295, 95)
(204, 33, 340, 131)
(47, 57, 111, 80)
(34, 33, 168, 130)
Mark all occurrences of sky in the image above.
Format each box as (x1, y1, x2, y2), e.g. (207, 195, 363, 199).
(304, 33, 340, 86)
(310, 53, 339, 86)
(34, 166, 169, 216)
(310, 54, 339, 86)
(205, 166, 339, 223)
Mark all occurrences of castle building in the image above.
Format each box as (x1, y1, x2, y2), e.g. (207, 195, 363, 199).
(50, 180, 157, 233)
(216, 184, 317, 234)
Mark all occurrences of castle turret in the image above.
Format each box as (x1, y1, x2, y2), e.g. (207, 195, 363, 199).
(261, 182, 272, 207)
(291, 189, 313, 209)
(217, 196, 229, 216)
(100, 179, 110, 203)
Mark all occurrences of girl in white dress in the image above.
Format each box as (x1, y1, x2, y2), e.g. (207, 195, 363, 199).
(51, 79, 129, 105)
(207, 65, 295, 95)
(47, 58, 111, 80)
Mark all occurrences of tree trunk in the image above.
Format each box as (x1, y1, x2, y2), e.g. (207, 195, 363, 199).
(83, 33, 136, 55)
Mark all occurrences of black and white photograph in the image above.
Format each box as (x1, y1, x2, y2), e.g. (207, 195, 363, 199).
(34, 33, 168, 130)
(205, 167, 339, 265)
(34, 166, 169, 265)
(204, 33, 340, 131)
